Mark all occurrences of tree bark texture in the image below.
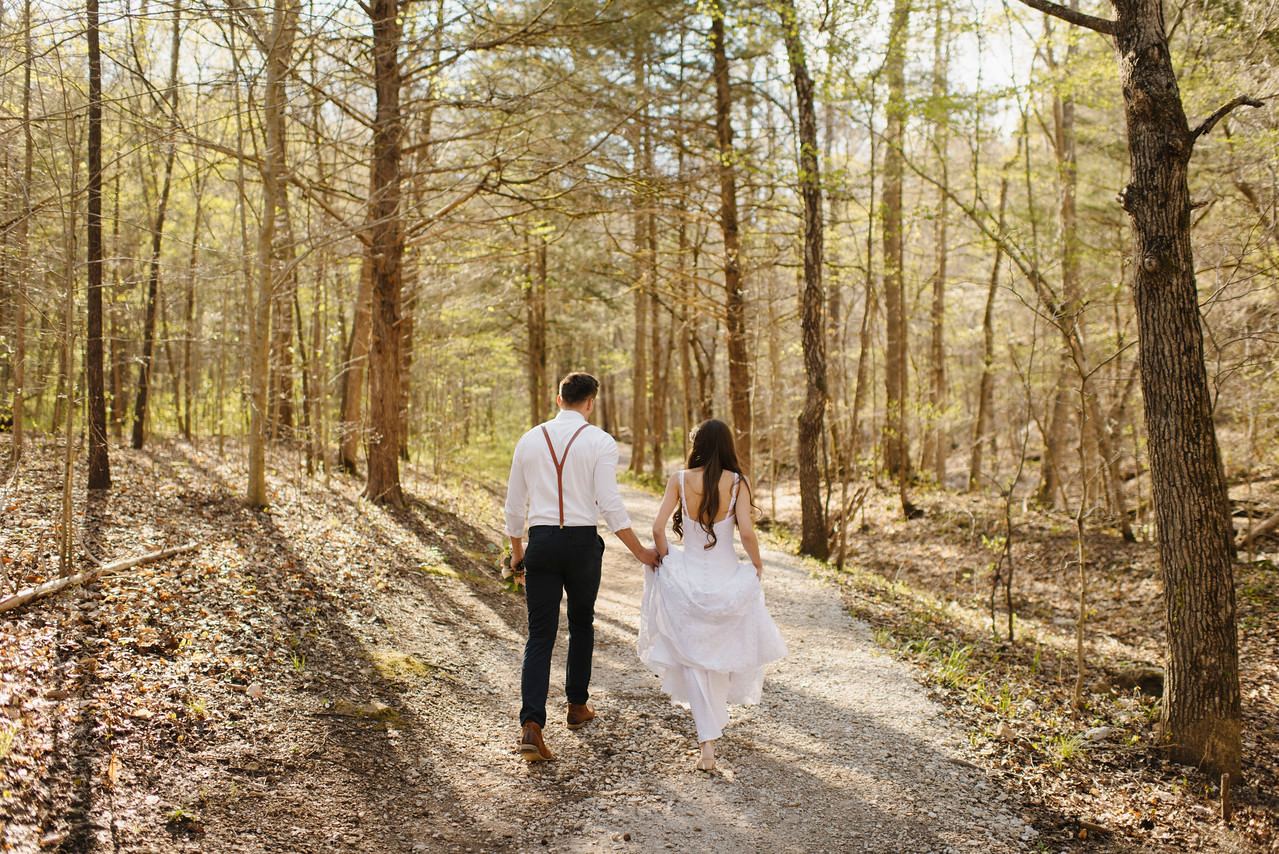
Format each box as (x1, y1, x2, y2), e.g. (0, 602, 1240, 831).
(86, 0, 110, 488)
(1110, 0, 1240, 776)
(363, 0, 405, 506)
(779, 0, 827, 558)
(882, 0, 912, 486)
(710, 0, 752, 475)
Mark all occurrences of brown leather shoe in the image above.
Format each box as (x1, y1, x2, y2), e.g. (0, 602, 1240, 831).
(566, 702, 595, 730)
(519, 722, 552, 761)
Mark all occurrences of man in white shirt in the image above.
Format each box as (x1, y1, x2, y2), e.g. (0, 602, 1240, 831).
(505, 372, 659, 762)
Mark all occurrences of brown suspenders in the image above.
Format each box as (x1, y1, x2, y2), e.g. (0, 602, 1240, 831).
(539, 423, 590, 527)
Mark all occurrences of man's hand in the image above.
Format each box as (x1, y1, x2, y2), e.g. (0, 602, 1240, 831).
(638, 546, 660, 569)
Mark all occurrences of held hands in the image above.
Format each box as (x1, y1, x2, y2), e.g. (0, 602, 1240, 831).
(638, 546, 661, 569)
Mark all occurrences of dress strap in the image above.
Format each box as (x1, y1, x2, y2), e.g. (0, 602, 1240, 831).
(728, 473, 741, 514)
(540, 423, 590, 527)
(678, 470, 688, 515)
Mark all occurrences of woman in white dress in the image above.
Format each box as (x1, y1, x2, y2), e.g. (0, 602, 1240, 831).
(638, 419, 787, 771)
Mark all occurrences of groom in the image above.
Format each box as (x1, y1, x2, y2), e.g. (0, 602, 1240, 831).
(505, 372, 659, 762)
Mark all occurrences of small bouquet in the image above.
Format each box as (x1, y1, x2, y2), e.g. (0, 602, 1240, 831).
(500, 553, 525, 592)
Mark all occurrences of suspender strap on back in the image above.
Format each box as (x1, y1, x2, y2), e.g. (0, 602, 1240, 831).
(540, 423, 590, 527)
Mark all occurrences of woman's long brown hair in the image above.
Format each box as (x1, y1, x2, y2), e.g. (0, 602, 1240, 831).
(673, 419, 748, 549)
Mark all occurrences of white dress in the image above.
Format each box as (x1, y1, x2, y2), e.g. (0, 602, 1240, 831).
(638, 471, 788, 742)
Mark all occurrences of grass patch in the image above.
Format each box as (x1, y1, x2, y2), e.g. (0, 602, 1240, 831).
(0, 721, 16, 759)
(367, 648, 439, 683)
(618, 468, 666, 493)
(327, 698, 402, 722)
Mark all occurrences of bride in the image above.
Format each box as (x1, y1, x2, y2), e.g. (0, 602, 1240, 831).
(638, 419, 788, 771)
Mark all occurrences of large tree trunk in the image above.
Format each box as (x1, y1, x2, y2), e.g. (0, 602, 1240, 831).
(882, 0, 912, 489)
(710, 0, 752, 474)
(1115, 0, 1241, 777)
(86, 0, 110, 488)
(131, 2, 182, 451)
(1017, 0, 1246, 778)
(247, 0, 298, 506)
(363, 0, 405, 507)
(779, 0, 827, 558)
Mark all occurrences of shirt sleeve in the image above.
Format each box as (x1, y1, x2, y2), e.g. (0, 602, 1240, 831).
(504, 438, 529, 538)
(594, 434, 632, 533)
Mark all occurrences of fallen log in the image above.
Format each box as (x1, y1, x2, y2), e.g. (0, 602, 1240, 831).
(0, 542, 199, 615)
(1238, 509, 1279, 550)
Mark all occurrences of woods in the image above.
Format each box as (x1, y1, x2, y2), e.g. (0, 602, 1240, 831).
(1, 0, 1277, 815)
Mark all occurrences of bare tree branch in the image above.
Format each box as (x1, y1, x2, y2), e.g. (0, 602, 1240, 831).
(1191, 95, 1264, 144)
(1014, 0, 1116, 35)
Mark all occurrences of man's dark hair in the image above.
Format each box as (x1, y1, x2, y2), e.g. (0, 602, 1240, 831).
(558, 372, 599, 405)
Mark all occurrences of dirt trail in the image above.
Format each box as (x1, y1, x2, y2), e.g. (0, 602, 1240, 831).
(387, 478, 1036, 854)
(0, 444, 1035, 854)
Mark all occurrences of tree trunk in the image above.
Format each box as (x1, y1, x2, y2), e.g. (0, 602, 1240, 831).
(710, 0, 752, 475)
(1115, 0, 1241, 776)
(629, 43, 649, 475)
(882, 0, 913, 489)
(86, 0, 110, 488)
(108, 172, 124, 438)
(525, 231, 548, 426)
(268, 197, 298, 440)
(182, 172, 205, 441)
(970, 178, 1007, 491)
(131, 2, 182, 451)
(1037, 15, 1081, 508)
(1016, 0, 1246, 777)
(363, 0, 405, 507)
(338, 253, 372, 473)
(779, 0, 827, 558)
(926, 3, 950, 487)
(10, 0, 32, 467)
(247, 0, 298, 506)
(646, 120, 665, 480)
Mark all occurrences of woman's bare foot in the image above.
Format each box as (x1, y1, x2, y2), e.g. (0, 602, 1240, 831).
(695, 740, 716, 771)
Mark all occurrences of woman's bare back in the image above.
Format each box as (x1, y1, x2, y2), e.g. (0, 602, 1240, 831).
(682, 467, 738, 526)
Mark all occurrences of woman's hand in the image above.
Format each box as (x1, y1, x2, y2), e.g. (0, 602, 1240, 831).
(754, 564, 762, 580)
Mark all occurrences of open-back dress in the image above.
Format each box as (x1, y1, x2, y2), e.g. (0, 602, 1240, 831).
(637, 471, 788, 742)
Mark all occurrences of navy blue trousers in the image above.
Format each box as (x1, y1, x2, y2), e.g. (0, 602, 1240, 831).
(520, 525, 604, 728)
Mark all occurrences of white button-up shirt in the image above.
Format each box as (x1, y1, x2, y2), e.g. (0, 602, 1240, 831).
(504, 409, 632, 536)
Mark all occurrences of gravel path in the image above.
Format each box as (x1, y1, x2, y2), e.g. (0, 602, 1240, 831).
(424, 480, 1038, 854)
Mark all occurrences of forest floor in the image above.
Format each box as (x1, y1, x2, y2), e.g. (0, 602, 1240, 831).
(752, 462, 1279, 853)
(0, 436, 1273, 853)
